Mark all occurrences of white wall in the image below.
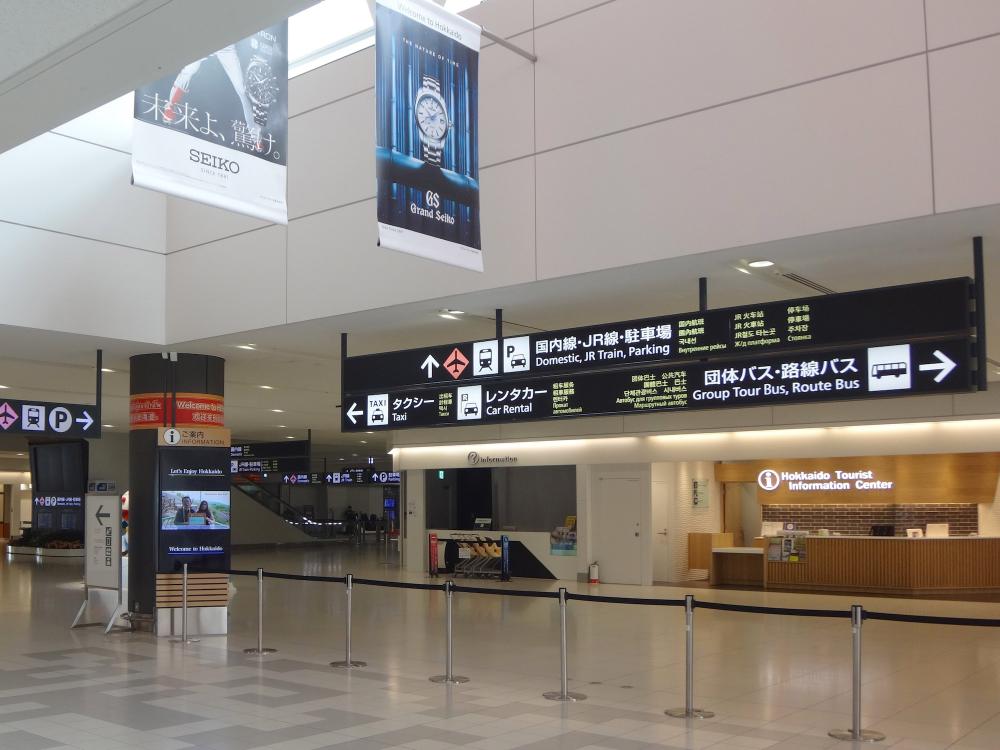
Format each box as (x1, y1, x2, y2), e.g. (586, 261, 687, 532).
(0, 96, 166, 343)
(160, 0, 1000, 343)
(87, 432, 129, 492)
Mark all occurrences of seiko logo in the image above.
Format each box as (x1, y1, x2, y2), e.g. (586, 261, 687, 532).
(467, 451, 517, 466)
(189, 149, 240, 173)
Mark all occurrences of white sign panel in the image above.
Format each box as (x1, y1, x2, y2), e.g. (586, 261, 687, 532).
(85, 494, 121, 590)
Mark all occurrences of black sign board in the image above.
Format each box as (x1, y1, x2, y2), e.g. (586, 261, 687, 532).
(282, 470, 401, 486)
(343, 278, 971, 394)
(230, 440, 309, 459)
(0, 398, 100, 437)
(157, 447, 231, 572)
(231, 457, 310, 475)
(344, 338, 972, 431)
(30, 441, 88, 532)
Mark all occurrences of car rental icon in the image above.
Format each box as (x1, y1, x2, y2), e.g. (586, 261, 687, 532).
(464, 403, 479, 416)
(510, 354, 526, 368)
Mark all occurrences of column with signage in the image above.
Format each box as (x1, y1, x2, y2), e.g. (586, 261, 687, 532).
(128, 354, 229, 631)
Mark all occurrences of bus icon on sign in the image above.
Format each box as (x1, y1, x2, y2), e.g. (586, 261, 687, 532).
(871, 362, 907, 379)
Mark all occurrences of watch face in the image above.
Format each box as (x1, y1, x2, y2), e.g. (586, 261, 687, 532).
(247, 61, 277, 107)
(416, 94, 448, 141)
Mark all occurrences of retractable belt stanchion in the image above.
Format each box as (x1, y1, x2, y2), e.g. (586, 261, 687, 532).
(430, 580, 470, 684)
(543, 588, 586, 702)
(829, 606, 885, 742)
(331, 574, 366, 668)
(666, 595, 712, 719)
(244, 568, 277, 656)
(171, 563, 200, 644)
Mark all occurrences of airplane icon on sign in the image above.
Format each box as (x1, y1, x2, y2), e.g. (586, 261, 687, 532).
(443, 348, 469, 379)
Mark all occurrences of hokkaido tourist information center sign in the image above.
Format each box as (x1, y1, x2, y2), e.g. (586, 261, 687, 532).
(341, 278, 977, 431)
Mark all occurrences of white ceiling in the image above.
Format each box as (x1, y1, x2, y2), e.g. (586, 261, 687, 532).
(0, 203, 996, 457)
(0, 0, 320, 155)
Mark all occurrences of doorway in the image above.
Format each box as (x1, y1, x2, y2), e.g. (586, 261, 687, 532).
(592, 475, 643, 584)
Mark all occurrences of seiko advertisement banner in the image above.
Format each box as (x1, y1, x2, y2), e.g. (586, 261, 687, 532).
(376, 0, 483, 271)
(132, 23, 288, 224)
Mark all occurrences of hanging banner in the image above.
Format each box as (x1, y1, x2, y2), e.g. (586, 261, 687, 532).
(132, 23, 288, 224)
(376, 0, 483, 271)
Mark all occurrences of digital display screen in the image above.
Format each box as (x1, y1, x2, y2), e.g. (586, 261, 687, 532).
(160, 490, 231, 531)
(157, 447, 231, 570)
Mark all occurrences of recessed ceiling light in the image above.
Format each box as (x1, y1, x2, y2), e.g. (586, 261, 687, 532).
(236, 344, 257, 350)
(736, 267, 752, 275)
(271, 409, 285, 413)
(286, 436, 296, 439)
(101, 368, 115, 373)
(352, 453, 358, 457)
(338, 457, 345, 461)
(366, 431, 373, 434)
(259, 385, 274, 390)
(438, 313, 459, 320)
(276, 424, 287, 428)
(16, 452, 25, 456)
(102, 424, 114, 428)
(0, 385, 8, 389)
(360, 440, 367, 444)
(747, 260, 774, 268)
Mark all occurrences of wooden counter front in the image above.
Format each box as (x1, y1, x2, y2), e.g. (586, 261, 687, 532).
(764, 537, 1000, 595)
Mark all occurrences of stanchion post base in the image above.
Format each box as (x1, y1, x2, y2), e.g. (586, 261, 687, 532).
(244, 648, 278, 655)
(330, 660, 367, 668)
(170, 638, 200, 644)
(665, 708, 714, 719)
(429, 674, 470, 684)
(543, 691, 587, 702)
(828, 729, 885, 743)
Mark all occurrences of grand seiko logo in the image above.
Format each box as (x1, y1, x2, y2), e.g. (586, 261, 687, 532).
(467, 451, 517, 466)
(189, 149, 240, 173)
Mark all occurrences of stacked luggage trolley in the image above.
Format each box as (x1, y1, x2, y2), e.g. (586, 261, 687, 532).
(429, 532, 511, 581)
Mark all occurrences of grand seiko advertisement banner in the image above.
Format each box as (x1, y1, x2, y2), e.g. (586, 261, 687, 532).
(375, 0, 483, 271)
(132, 23, 288, 224)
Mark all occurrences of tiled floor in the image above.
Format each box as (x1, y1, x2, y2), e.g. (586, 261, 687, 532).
(3, 544, 1000, 749)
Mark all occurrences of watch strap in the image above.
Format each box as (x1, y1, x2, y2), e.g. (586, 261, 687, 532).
(422, 74, 441, 93)
(421, 143, 442, 166)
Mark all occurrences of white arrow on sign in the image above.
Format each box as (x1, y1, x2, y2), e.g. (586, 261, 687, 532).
(346, 403, 364, 425)
(421, 354, 440, 378)
(75, 410, 94, 431)
(918, 350, 957, 383)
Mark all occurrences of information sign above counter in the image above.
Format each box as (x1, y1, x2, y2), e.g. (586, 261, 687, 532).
(343, 338, 972, 431)
(343, 278, 972, 393)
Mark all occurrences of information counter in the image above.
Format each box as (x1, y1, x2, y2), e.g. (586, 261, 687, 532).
(763, 536, 1000, 595)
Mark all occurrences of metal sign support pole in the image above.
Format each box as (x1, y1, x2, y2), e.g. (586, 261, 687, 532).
(829, 606, 885, 742)
(481, 27, 537, 62)
(431, 581, 470, 684)
(666, 595, 713, 719)
(544, 588, 586, 701)
(171, 563, 199, 644)
(973, 236, 988, 391)
(244, 568, 277, 656)
(331, 574, 366, 668)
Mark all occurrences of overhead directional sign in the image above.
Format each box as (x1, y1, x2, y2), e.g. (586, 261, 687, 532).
(284, 469, 401, 485)
(343, 338, 972, 431)
(343, 278, 972, 393)
(0, 398, 101, 437)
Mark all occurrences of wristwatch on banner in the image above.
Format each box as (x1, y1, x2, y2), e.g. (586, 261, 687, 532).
(414, 75, 450, 165)
(247, 35, 279, 127)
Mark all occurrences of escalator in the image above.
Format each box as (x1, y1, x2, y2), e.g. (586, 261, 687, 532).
(232, 475, 344, 540)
